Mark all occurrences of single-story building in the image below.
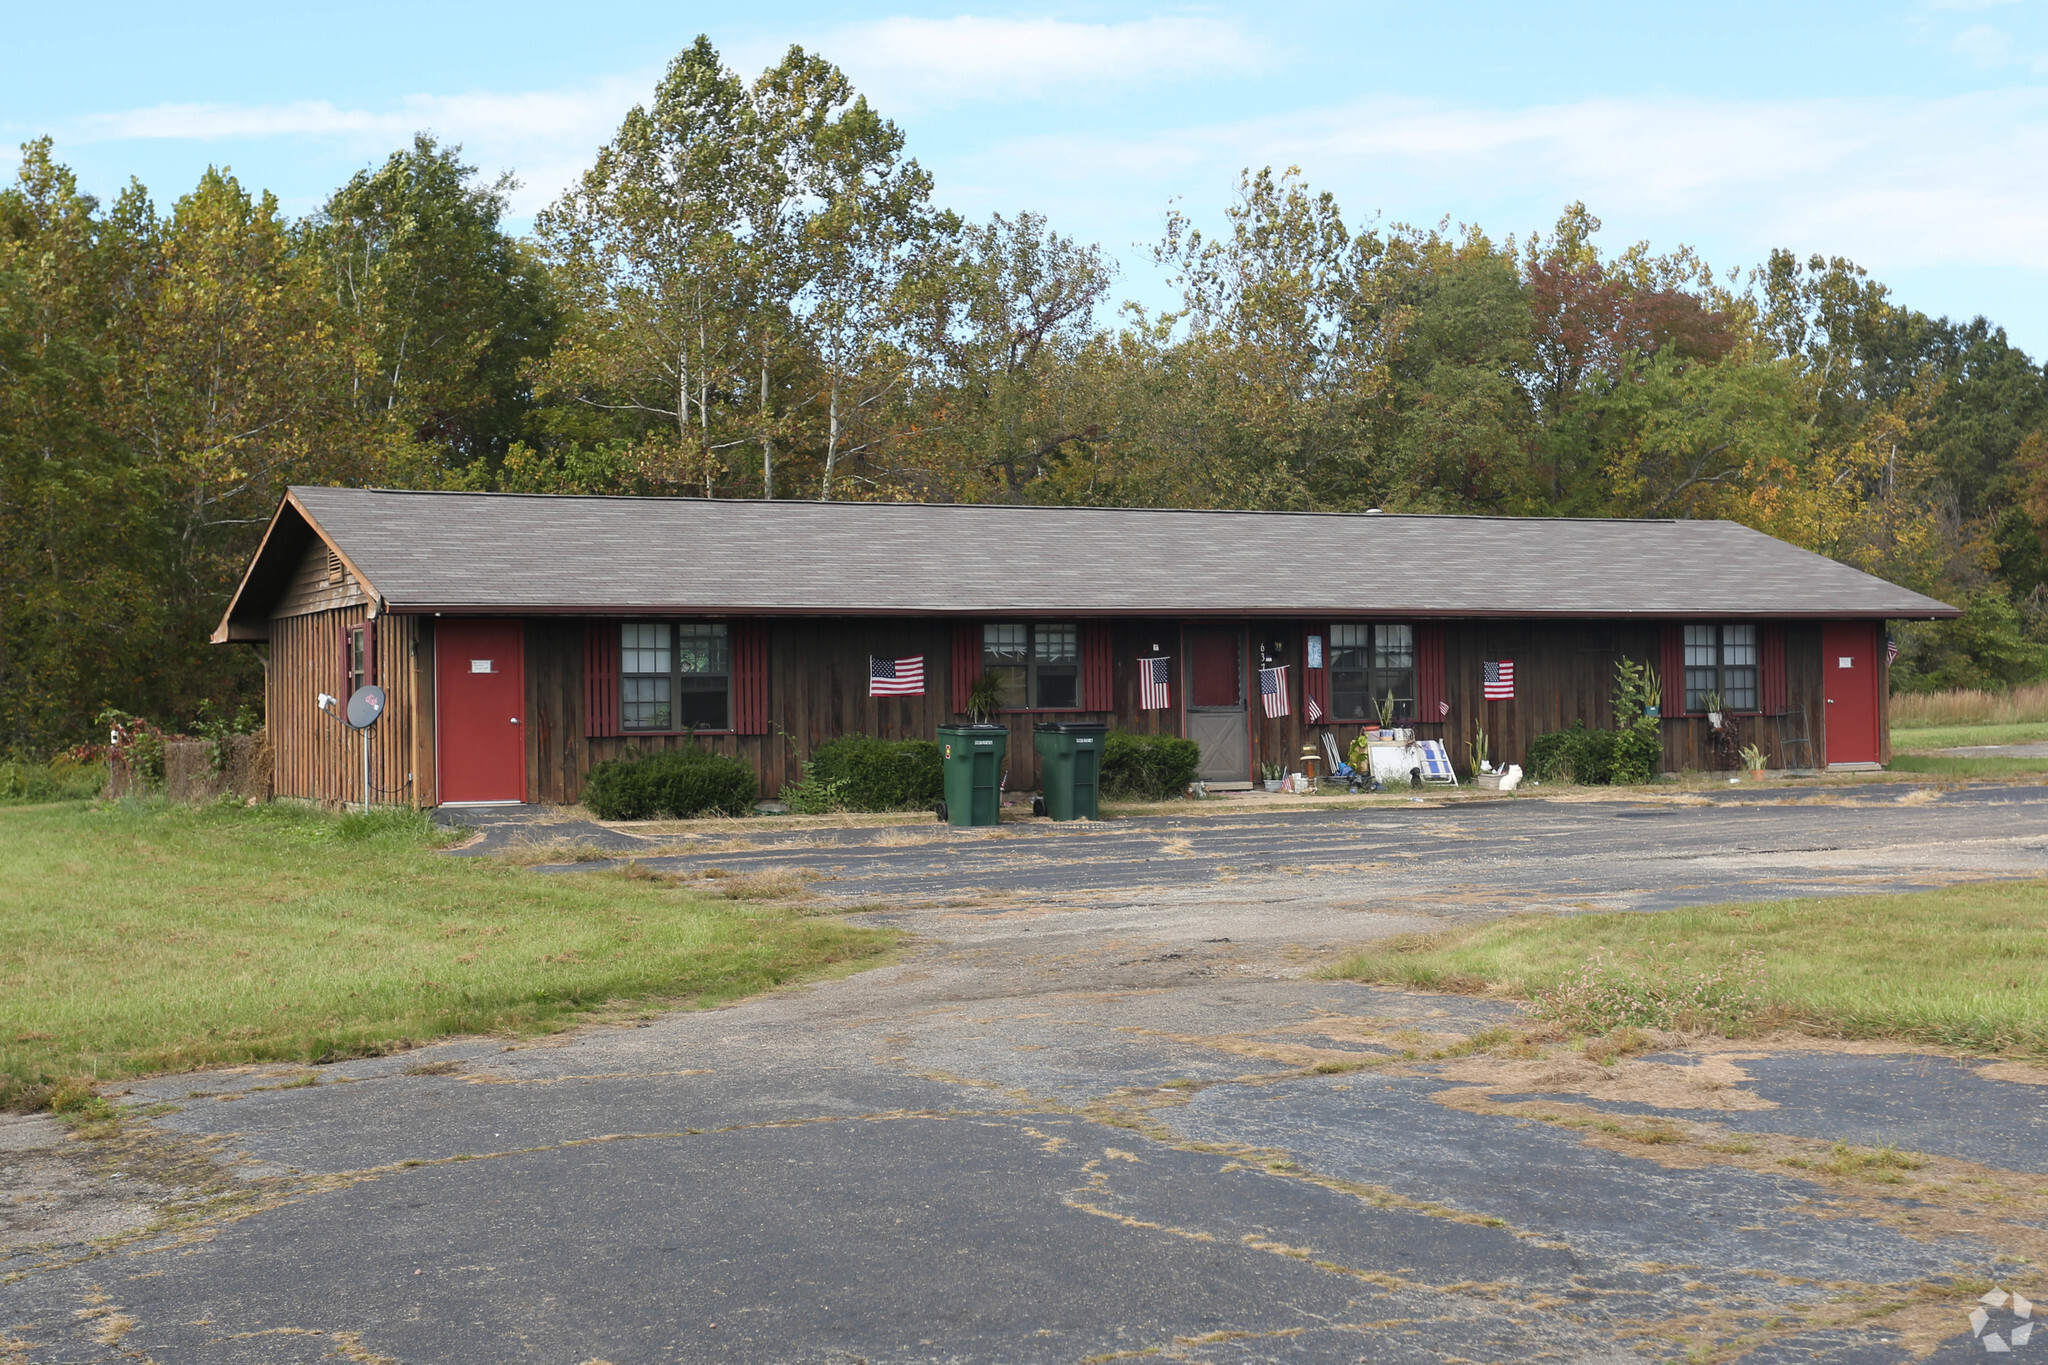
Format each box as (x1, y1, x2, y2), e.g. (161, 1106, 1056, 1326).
(213, 488, 1959, 808)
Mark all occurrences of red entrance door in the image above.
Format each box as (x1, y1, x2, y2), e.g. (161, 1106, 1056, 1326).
(436, 619, 526, 803)
(1822, 621, 1881, 768)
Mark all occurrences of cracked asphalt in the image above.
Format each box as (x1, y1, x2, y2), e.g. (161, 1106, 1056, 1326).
(8, 785, 2048, 1363)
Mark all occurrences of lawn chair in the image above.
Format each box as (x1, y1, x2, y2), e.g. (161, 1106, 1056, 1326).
(1416, 739, 1459, 787)
(1320, 732, 1376, 793)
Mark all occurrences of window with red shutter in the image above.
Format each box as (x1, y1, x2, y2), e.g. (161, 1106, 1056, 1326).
(1415, 624, 1445, 722)
(1659, 625, 1688, 717)
(951, 623, 980, 715)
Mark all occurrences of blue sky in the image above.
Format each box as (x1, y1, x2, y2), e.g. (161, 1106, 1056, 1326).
(12, 1, 2048, 351)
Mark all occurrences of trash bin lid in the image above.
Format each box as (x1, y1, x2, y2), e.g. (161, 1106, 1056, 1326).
(1033, 721, 1109, 733)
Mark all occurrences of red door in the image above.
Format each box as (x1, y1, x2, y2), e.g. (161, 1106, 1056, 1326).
(1822, 621, 1881, 767)
(436, 619, 526, 803)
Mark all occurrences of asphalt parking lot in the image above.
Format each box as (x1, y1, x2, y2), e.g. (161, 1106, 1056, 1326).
(7, 785, 2048, 1363)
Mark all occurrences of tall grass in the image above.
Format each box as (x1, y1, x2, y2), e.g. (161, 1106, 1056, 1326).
(0, 756, 107, 805)
(1890, 681, 2048, 728)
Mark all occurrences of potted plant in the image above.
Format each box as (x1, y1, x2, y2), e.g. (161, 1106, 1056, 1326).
(1260, 761, 1285, 792)
(1701, 691, 1724, 730)
(1376, 691, 1407, 741)
(1740, 742, 1767, 780)
(964, 671, 1006, 726)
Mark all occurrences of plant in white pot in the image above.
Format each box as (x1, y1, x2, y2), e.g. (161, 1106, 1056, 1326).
(1259, 761, 1285, 792)
(1701, 691, 1724, 730)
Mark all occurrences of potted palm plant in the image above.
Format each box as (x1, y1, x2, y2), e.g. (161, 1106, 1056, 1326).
(1740, 742, 1767, 780)
(964, 671, 1006, 726)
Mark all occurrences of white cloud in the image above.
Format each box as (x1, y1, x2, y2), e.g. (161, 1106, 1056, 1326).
(1951, 22, 2017, 65)
(802, 14, 1265, 110)
(962, 88, 2048, 275)
(65, 75, 653, 215)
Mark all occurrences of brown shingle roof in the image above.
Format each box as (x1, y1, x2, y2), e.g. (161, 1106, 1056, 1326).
(223, 487, 1959, 628)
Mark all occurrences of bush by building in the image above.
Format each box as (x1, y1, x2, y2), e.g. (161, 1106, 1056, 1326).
(803, 734, 944, 812)
(582, 747, 758, 820)
(1100, 731, 1202, 801)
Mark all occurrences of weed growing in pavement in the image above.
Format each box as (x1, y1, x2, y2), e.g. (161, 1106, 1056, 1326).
(1533, 950, 1766, 1036)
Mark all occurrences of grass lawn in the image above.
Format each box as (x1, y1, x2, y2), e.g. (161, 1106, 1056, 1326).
(1891, 721, 2048, 751)
(1887, 754, 2048, 778)
(1326, 882, 2048, 1054)
(0, 799, 896, 1103)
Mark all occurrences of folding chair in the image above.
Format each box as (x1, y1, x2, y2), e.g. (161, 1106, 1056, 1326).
(1416, 739, 1460, 787)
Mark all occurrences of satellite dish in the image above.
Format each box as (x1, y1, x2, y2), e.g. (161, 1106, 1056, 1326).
(345, 684, 387, 730)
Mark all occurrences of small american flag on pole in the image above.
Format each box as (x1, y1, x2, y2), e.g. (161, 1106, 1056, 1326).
(1260, 665, 1290, 718)
(869, 655, 925, 696)
(1483, 659, 1515, 700)
(1138, 656, 1171, 710)
(1886, 638, 1900, 665)
(1438, 700, 1450, 717)
(1305, 693, 1324, 723)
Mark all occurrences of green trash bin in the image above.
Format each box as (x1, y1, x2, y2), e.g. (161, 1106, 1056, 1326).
(936, 724, 1008, 826)
(1033, 721, 1107, 821)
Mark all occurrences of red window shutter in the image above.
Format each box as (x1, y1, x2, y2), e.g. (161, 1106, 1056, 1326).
(1082, 624, 1113, 712)
(951, 623, 980, 715)
(1761, 624, 1787, 716)
(1660, 624, 1688, 717)
(1415, 623, 1446, 721)
(732, 622, 769, 734)
(1304, 626, 1331, 722)
(584, 622, 620, 738)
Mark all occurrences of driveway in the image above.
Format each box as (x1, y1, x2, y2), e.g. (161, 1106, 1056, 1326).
(8, 786, 2048, 1363)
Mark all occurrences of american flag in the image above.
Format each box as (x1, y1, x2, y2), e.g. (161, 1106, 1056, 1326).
(869, 655, 925, 696)
(1138, 656, 1171, 710)
(1305, 693, 1324, 723)
(1886, 638, 1900, 665)
(1260, 665, 1290, 718)
(1483, 659, 1515, 700)
(1438, 700, 1450, 717)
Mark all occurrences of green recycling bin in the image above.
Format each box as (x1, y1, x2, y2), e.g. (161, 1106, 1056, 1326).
(936, 724, 1008, 826)
(1033, 721, 1107, 821)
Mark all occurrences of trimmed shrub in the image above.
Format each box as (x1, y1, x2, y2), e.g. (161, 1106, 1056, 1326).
(1100, 731, 1202, 801)
(583, 747, 757, 820)
(806, 734, 943, 812)
(1610, 726, 1664, 785)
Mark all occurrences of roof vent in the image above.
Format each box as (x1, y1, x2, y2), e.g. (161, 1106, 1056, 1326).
(326, 549, 344, 585)
(1364, 508, 1383, 515)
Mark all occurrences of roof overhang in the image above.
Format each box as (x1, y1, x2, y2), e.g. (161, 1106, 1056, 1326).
(210, 491, 383, 644)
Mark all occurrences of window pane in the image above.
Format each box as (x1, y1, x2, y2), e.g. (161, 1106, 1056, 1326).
(622, 623, 670, 675)
(989, 663, 1027, 709)
(1329, 624, 1369, 671)
(1331, 672, 1373, 721)
(1683, 624, 1717, 669)
(1684, 668, 1718, 714)
(622, 675, 671, 731)
(1721, 624, 1757, 668)
(984, 624, 1027, 664)
(1722, 668, 1758, 712)
(1034, 624, 1078, 664)
(676, 623, 728, 675)
(1374, 624, 1414, 672)
(1035, 667, 1079, 709)
(677, 677, 728, 730)
(1375, 669, 1417, 723)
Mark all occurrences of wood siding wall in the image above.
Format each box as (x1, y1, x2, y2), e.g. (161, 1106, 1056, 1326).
(269, 608, 422, 806)
(273, 538, 368, 619)
(479, 615, 1845, 806)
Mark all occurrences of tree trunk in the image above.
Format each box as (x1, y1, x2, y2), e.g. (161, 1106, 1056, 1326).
(821, 374, 839, 501)
(700, 319, 713, 498)
(761, 357, 773, 500)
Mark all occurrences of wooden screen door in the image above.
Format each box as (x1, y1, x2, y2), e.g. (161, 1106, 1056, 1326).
(436, 619, 527, 804)
(1185, 626, 1249, 783)
(1821, 621, 1881, 768)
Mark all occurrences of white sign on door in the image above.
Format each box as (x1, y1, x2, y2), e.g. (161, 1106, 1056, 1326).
(470, 659, 495, 673)
(1838, 657, 1853, 669)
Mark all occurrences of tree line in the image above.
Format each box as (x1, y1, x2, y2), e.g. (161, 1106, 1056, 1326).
(5, 35, 2047, 754)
